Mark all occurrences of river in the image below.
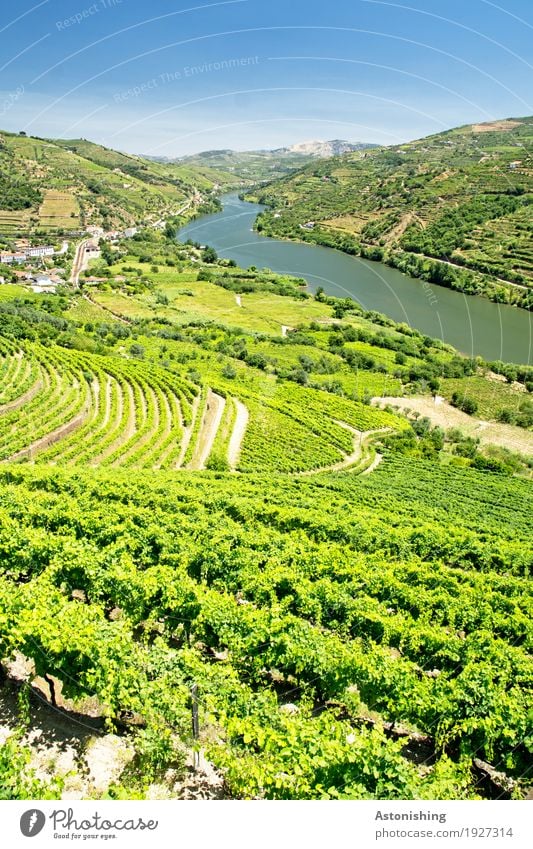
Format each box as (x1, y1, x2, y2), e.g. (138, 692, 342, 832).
(178, 194, 532, 364)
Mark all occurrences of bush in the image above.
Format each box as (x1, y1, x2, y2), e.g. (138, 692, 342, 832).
(201, 246, 218, 263)
(129, 343, 145, 359)
(451, 392, 478, 416)
(222, 364, 237, 379)
(497, 408, 515, 424)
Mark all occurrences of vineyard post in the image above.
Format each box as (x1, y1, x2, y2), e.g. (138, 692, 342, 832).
(191, 683, 200, 769)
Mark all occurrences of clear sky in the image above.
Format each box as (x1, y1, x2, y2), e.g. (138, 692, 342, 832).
(0, 0, 532, 156)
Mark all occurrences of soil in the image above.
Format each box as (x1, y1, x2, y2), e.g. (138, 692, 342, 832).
(374, 396, 533, 456)
(188, 389, 226, 470)
(227, 399, 249, 469)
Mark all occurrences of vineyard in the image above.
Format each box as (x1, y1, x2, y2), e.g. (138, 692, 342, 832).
(0, 232, 531, 802)
(0, 130, 235, 236)
(252, 117, 533, 308)
(0, 337, 399, 474)
(0, 460, 530, 799)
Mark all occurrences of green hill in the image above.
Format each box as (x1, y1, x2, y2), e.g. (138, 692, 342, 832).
(0, 230, 531, 801)
(0, 130, 235, 238)
(167, 141, 377, 184)
(249, 118, 533, 310)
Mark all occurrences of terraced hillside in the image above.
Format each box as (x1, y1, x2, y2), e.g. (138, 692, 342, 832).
(0, 130, 234, 236)
(0, 230, 531, 802)
(251, 118, 533, 309)
(0, 338, 399, 474)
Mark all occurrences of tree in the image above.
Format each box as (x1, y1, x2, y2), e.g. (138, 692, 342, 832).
(222, 364, 237, 379)
(451, 392, 478, 416)
(201, 246, 218, 264)
(129, 343, 145, 359)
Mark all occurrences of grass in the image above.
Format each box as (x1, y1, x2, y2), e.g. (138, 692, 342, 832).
(90, 258, 334, 333)
(441, 374, 529, 419)
(38, 190, 80, 230)
(0, 284, 30, 300)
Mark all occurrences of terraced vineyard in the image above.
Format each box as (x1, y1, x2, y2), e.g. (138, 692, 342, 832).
(0, 343, 194, 470)
(252, 117, 533, 308)
(0, 460, 530, 800)
(0, 231, 531, 803)
(0, 340, 398, 473)
(0, 129, 235, 236)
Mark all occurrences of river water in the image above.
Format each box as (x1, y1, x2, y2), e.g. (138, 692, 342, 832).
(178, 194, 532, 364)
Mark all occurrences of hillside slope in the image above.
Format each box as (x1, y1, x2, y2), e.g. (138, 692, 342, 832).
(0, 229, 531, 800)
(162, 140, 377, 184)
(251, 118, 533, 309)
(0, 131, 234, 237)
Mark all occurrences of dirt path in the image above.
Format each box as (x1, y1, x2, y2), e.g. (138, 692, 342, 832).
(100, 376, 113, 431)
(175, 392, 201, 469)
(93, 380, 127, 463)
(188, 389, 226, 470)
(298, 423, 389, 475)
(361, 452, 383, 475)
(117, 383, 157, 466)
(0, 665, 224, 800)
(9, 382, 91, 461)
(386, 211, 426, 244)
(0, 377, 43, 414)
(122, 382, 137, 441)
(227, 399, 249, 469)
(83, 293, 131, 324)
(153, 391, 182, 469)
(149, 390, 174, 468)
(418, 255, 528, 292)
(374, 396, 533, 455)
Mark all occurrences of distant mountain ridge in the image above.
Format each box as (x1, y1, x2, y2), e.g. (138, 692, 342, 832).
(274, 139, 374, 157)
(248, 117, 533, 310)
(146, 140, 378, 183)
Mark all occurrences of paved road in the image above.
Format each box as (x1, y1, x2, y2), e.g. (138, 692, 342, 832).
(70, 239, 98, 286)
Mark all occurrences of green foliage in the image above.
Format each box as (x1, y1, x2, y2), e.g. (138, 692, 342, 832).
(451, 392, 479, 415)
(0, 233, 530, 801)
(0, 459, 530, 799)
(252, 118, 533, 308)
(0, 731, 64, 800)
(0, 167, 42, 210)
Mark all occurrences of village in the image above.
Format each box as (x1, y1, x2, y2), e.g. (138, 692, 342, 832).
(0, 224, 140, 294)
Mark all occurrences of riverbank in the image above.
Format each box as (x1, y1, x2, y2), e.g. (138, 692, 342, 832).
(248, 199, 532, 312)
(178, 194, 532, 364)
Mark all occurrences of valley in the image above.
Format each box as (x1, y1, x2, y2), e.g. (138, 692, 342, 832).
(0, 123, 531, 805)
(248, 118, 533, 311)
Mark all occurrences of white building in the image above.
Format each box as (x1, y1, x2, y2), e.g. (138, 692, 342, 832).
(29, 274, 57, 294)
(26, 245, 55, 258)
(86, 225, 105, 238)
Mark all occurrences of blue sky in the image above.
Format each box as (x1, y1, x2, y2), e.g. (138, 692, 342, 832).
(0, 0, 532, 155)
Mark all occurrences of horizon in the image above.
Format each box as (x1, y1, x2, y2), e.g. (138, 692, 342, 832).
(3, 112, 529, 160)
(0, 0, 531, 156)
